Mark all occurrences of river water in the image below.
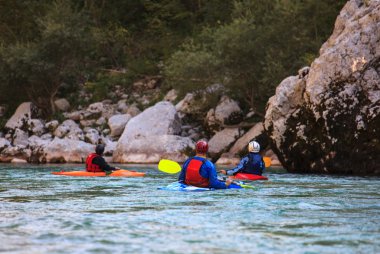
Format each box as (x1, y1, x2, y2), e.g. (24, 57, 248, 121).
(0, 164, 379, 254)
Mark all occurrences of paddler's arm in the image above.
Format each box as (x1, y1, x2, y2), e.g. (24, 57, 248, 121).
(178, 159, 190, 183)
(92, 156, 116, 174)
(224, 157, 248, 176)
(207, 163, 229, 189)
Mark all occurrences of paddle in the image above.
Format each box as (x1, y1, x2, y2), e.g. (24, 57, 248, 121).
(263, 157, 271, 167)
(158, 159, 182, 174)
(158, 159, 255, 189)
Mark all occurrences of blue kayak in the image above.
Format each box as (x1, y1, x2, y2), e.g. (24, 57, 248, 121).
(158, 182, 243, 192)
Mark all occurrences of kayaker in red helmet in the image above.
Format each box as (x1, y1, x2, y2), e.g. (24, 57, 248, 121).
(178, 140, 232, 189)
(85, 144, 118, 174)
(220, 141, 265, 176)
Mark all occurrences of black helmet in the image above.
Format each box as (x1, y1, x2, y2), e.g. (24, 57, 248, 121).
(95, 144, 105, 155)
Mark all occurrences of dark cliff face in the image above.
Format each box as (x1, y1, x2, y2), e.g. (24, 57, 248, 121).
(264, 0, 380, 175)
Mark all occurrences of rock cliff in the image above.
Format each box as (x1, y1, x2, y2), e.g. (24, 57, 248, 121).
(264, 0, 380, 174)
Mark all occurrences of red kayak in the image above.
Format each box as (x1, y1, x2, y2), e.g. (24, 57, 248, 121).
(52, 169, 145, 177)
(229, 173, 268, 181)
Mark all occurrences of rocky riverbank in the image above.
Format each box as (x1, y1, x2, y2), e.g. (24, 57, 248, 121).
(0, 84, 279, 166)
(1, 0, 378, 176)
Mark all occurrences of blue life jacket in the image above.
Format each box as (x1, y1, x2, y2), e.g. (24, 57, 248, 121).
(242, 153, 264, 175)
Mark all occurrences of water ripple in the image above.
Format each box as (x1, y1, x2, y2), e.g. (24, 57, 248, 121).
(0, 164, 379, 254)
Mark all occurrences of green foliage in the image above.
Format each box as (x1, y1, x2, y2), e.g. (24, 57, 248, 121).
(0, 0, 95, 116)
(0, 0, 345, 118)
(50, 111, 65, 123)
(165, 0, 346, 114)
(0, 117, 7, 131)
(84, 71, 135, 103)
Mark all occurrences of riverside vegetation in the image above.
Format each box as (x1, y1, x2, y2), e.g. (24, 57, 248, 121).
(1, 0, 379, 175)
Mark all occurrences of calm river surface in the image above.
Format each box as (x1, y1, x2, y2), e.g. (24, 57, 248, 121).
(0, 164, 379, 254)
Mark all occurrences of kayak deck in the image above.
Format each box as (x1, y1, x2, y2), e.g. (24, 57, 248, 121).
(52, 169, 145, 177)
(229, 173, 268, 181)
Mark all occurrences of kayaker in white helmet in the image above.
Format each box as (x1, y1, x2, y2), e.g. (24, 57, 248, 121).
(220, 141, 265, 176)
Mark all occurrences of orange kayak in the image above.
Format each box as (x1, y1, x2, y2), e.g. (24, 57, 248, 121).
(52, 169, 145, 177)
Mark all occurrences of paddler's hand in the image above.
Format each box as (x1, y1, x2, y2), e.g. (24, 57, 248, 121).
(225, 179, 233, 187)
(220, 170, 227, 175)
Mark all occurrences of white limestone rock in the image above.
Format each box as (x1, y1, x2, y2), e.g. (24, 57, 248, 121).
(113, 101, 189, 163)
(229, 123, 264, 155)
(5, 102, 34, 130)
(42, 137, 94, 163)
(108, 114, 132, 137)
(54, 98, 70, 112)
(208, 128, 241, 157)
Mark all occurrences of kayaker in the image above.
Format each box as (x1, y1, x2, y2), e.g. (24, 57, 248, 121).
(85, 144, 117, 174)
(220, 141, 265, 176)
(178, 140, 232, 189)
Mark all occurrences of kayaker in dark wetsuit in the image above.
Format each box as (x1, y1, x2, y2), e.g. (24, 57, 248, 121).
(220, 141, 265, 176)
(178, 140, 232, 189)
(85, 144, 118, 174)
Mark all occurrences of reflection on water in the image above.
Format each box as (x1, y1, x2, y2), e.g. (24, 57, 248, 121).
(0, 164, 379, 254)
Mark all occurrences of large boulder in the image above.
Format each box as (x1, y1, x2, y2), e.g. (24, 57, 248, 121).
(5, 102, 37, 130)
(114, 135, 194, 163)
(0, 146, 31, 162)
(0, 138, 11, 152)
(214, 96, 242, 124)
(54, 120, 84, 140)
(28, 135, 51, 149)
(208, 128, 241, 158)
(229, 123, 264, 155)
(108, 114, 132, 137)
(13, 129, 29, 147)
(264, 0, 380, 175)
(54, 98, 70, 112)
(113, 101, 191, 163)
(216, 123, 265, 165)
(175, 93, 195, 115)
(41, 137, 94, 163)
(84, 128, 100, 145)
(27, 119, 45, 136)
(205, 96, 242, 131)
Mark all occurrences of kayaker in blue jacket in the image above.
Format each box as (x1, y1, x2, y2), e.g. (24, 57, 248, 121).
(220, 141, 265, 176)
(178, 140, 232, 189)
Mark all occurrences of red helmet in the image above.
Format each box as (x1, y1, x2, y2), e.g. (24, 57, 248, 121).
(196, 140, 208, 154)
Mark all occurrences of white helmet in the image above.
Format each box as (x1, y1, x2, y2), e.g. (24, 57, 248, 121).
(248, 141, 260, 153)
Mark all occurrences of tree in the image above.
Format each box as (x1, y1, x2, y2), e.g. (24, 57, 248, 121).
(0, 0, 94, 117)
(164, 0, 346, 115)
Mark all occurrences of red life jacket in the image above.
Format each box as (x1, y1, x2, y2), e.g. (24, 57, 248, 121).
(85, 153, 103, 172)
(184, 158, 209, 187)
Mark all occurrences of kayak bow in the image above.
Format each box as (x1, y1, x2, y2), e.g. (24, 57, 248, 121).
(52, 169, 145, 177)
(229, 173, 268, 181)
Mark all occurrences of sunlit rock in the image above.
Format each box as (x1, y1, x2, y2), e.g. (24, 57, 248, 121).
(5, 102, 37, 130)
(208, 128, 241, 158)
(54, 98, 70, 112)
(108, 114, 132, 137)
(229, 123, 264, 155)
(113, 101, 192, 163)
(42, 137, 94, 163)
(264, 0, 380, 175)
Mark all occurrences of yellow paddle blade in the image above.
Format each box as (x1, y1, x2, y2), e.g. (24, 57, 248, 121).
(263, 157, 271, 167)
(158, 159, 182, 174)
